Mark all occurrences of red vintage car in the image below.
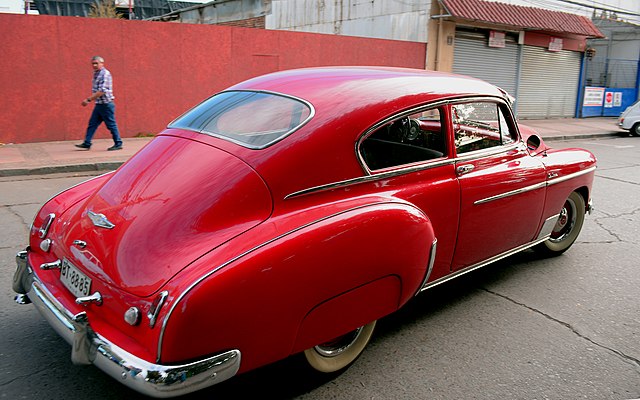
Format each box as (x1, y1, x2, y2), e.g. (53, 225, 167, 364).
(13, 67, 596, 397)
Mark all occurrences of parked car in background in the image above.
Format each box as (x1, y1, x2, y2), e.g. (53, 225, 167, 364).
(618, 99, 640, 136)
(13, 67, 596, 397)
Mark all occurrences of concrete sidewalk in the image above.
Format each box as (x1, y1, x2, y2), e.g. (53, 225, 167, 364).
(0, 117, 626, 178)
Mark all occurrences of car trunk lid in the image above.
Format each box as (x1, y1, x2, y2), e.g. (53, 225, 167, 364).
(59, 135, 272, 297)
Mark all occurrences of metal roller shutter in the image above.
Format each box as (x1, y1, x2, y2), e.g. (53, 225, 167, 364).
(518, 46, 581, 119)
(453, 32, 519, 97)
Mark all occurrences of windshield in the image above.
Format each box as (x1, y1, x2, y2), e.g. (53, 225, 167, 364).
(169, 91, 313, 149)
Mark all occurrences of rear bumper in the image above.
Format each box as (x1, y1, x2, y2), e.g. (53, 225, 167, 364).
(13, 250, 241, 398)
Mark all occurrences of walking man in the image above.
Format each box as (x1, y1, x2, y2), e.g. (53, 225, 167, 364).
(76, 56, 123, 151)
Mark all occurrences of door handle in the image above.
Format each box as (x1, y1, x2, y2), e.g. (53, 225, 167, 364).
(456, 164, 475, 175)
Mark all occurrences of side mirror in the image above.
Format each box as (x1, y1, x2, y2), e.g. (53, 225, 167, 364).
(526, 134, 541, 151)
(526, 134, 546, 156)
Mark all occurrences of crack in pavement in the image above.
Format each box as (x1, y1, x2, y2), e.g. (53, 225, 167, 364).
(593, 218, 625, 243)
(595, 174, 640, 186)
(590, 207, 640, 244)
(482, 288, 640, 371)
(2, 204, 32, 234)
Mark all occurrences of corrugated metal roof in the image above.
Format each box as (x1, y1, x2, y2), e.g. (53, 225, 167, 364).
(440, 0, 604, 38)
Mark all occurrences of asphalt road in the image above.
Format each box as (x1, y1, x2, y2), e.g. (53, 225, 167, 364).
(1, 136, 639, 399)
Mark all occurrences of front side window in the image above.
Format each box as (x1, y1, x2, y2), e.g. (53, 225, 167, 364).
(452, 102, 515, 154)
(359, 107, 446, 171)
(170, 91, 312, 149)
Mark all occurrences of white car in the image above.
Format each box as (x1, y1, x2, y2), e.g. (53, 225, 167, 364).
(618, 100, 640, 136)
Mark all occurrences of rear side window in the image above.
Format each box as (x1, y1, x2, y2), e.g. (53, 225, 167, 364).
(360, 108, 446, 171)
(170, 91, 312, 149)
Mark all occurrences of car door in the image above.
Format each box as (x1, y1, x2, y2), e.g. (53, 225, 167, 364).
(358, 105, 460, 283)
(450, 99, 547, 271)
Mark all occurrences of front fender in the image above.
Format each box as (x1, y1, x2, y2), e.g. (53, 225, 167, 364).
(158, 201, 435, 373)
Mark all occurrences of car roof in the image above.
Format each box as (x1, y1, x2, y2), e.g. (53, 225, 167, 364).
(196, 67, 507, 202)
(230, 66, 503, 108)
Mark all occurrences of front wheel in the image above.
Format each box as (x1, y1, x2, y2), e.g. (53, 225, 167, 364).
(303, 321, 376, 373)
(535, 191, 585, 256)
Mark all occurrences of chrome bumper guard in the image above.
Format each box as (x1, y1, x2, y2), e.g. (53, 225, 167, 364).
(14, 250, 241, 398)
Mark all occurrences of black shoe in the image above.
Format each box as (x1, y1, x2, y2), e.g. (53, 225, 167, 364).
(75, 143, 91, 149)
(107, 145, 123, 151)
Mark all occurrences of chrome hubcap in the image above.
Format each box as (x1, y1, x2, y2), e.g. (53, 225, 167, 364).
(550, 199, 576, 243)
(314, 327, 364, 357)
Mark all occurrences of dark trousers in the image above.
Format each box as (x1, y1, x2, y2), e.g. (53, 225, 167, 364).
(83, 102, 122, 146)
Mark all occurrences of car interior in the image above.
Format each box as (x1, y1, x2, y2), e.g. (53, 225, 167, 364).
(360, 109, 446, 170)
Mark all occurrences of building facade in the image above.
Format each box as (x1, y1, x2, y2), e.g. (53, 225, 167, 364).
(265, 0, 640, 118)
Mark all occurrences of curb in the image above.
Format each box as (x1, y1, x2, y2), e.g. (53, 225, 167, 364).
(0, 162, 124, 178)
(542, 132, 623, 141)
(0, 131, 626, 178)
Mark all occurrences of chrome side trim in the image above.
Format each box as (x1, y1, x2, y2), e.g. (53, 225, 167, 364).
(417, 239, 438, 295)
(537, 214, 561, 240)
(288, 121, 521, 201)
(18, 263, 241, 398)
(284, 159, 454, 199)
(547, 166, 597, 186)
(474, 166, 597, 206)
(285, 140, 518, 200)
(474, 182, 547, 205)
(419, 235, 550, 292)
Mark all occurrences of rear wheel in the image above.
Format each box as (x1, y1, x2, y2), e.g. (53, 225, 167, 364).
(535, 191, 585, 256)
(631, 123, 640, 137)
(303, 321, 376, 373)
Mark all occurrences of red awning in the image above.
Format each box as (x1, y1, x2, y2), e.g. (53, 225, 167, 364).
(440, 0, 605, 38)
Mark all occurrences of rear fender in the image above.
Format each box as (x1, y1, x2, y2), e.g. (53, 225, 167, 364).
(291, 275, 401, 354)
(159, 201, 435, 372)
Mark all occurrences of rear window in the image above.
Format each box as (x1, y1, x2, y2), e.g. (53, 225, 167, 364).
(169, 91, 313, 149)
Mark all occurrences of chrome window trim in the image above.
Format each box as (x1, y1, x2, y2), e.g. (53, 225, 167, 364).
(167, 89, 316, 150)
(355, 99, 453, 174)
(355, 96, 513, 174)
(285, 96, 519, 200)
(451, 100, 518, 156)
(453, 141, 521, 162)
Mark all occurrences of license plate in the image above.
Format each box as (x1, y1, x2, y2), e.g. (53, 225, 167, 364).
(60, 259, 92, 297)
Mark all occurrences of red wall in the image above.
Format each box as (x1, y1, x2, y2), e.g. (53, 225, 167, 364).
(0, 14, 426, 144)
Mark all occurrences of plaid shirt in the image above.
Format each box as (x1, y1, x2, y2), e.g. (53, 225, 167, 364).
(92, 67, 115, 104)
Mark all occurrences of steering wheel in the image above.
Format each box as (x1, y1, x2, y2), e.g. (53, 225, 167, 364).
(404, 118, 421, 141)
